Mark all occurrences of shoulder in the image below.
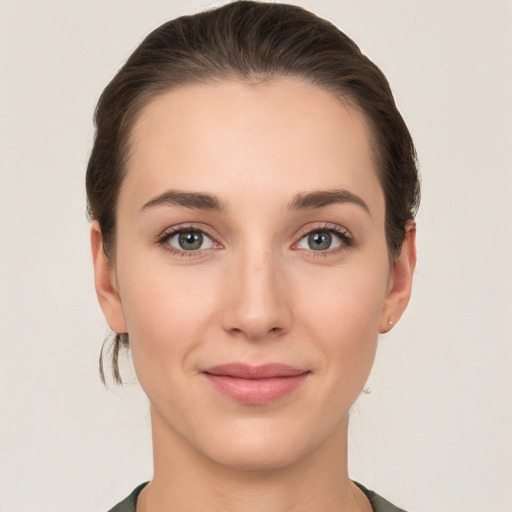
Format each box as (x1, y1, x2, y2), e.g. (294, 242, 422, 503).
(354, 482, 409, 512)
(106, 482, 148, 512)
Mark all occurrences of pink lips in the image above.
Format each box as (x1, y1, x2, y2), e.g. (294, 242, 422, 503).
(203, 363, 309, 405)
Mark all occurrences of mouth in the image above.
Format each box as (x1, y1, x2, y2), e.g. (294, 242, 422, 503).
(202, 363, 310, 405)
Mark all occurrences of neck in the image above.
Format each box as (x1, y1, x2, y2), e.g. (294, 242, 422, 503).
(138, 406, 370, 512)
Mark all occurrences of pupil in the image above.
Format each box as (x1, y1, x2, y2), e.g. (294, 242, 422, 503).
(179, 231, 203, 250)
(308, 232, 331, 251)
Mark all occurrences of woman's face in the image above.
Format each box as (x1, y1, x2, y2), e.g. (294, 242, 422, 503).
(93, 78, 414, 470)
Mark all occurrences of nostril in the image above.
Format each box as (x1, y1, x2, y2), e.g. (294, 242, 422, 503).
(268, 327, 284, 336)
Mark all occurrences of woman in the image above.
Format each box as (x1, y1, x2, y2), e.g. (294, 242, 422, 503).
(87, 2, 419, 511)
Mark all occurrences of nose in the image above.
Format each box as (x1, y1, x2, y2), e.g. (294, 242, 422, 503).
(221, 247, 291, 341)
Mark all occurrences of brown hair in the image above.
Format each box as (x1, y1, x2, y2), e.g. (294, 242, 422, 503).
(87, 0, 420, 384)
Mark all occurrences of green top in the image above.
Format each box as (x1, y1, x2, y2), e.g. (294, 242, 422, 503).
(107, 481, 408, 512)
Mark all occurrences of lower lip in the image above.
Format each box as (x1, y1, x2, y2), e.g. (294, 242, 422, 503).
(204, 373, 309, 405)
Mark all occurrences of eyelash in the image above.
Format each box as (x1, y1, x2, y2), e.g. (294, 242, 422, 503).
(155, 224, 220, 258)
(155, 223, 353, 258)
(293, 223, 353, 258)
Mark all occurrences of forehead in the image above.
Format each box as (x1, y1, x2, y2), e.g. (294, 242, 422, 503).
(121, 78, 383, 216)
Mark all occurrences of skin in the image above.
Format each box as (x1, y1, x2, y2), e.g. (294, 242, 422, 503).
(92, 78, 416, 512)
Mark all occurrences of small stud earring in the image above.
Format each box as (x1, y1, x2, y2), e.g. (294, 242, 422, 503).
(388, 319, 393, 326)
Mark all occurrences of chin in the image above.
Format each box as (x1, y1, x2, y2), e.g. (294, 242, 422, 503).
(195, 416, 338, 472)
(206, 439, 307, 472)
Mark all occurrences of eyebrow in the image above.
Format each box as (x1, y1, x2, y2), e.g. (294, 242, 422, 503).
(141, 190, 226, 212)
(140, 188, 370, 215)
(288, 189, 370, 215)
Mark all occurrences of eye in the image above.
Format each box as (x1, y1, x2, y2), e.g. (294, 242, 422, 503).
(296, 228, 349, 252)
(166, 229, 215, 251)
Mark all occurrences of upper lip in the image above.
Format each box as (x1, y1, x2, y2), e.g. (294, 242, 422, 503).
(203, 363, 308, 379)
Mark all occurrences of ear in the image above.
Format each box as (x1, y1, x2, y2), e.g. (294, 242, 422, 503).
(91, 222, 127, 334)
(379, 221, 417, 333)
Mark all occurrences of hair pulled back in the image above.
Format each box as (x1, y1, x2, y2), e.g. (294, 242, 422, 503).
(87, 0, 420, 384)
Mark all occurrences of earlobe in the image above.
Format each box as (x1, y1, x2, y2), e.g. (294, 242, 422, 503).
(90, 222, 127, 334)
(379, 221, 417, 333)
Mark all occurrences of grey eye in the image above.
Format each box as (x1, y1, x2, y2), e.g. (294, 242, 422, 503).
(168, 230, 214, 251)
(297, 231, 342, 251)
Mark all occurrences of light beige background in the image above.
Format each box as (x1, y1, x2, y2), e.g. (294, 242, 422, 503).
(1, 1, 511, 511)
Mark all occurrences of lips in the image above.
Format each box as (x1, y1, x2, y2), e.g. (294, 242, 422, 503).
(203, 363, 310, 405)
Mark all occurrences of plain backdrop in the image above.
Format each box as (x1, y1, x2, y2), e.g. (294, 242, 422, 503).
(1, 1, 511, 511)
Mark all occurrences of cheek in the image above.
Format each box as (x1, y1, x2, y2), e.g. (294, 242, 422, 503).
(295, 258, 389, 378)
(298, 257, 388, 328)
(114, 252, 220, 385)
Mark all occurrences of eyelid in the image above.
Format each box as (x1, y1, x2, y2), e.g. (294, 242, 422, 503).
(153, 221, 353, 257)
(292, 222, 353, 253)
(155, 223, 223, 256)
